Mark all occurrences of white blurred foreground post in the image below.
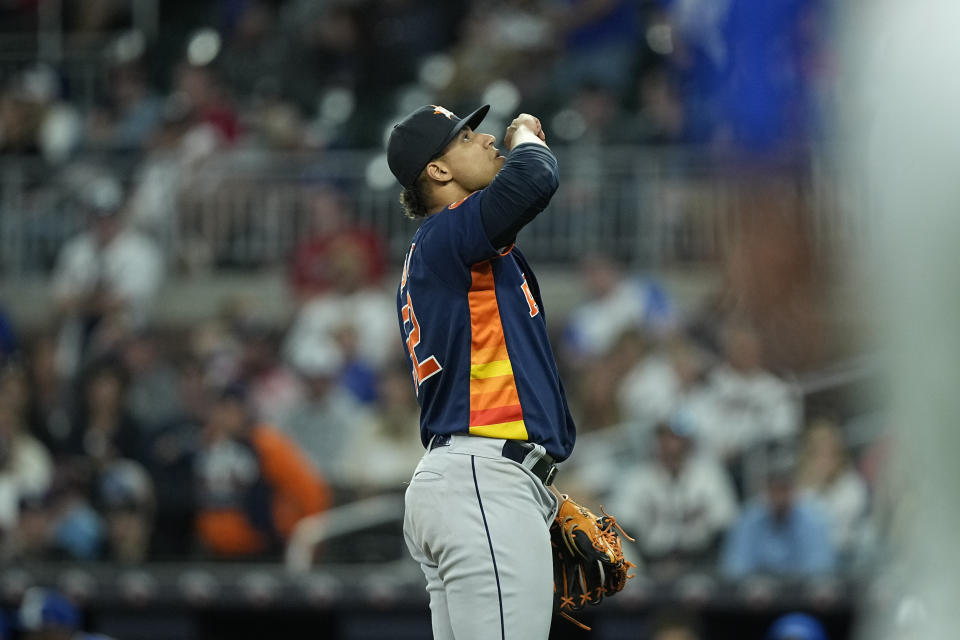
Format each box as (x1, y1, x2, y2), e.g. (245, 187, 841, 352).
(844, 1, 960, 638)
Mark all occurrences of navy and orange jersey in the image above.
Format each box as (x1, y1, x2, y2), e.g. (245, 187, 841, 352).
(397, 168, 576, 461)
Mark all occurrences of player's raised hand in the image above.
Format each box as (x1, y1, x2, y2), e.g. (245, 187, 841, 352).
(504, 113, 548, 150)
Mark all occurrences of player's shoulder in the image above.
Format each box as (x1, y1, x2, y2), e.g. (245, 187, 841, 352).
(412, 189, 485, 245)
(421, 190, 484, 229)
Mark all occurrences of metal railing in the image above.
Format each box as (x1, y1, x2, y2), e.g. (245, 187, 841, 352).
(0, 147, 848, 281)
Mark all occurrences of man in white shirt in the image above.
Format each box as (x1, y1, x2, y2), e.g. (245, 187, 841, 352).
(51, 175, 165, 377)
(691, 321, 800, 464)
(609, 410, 739, 578)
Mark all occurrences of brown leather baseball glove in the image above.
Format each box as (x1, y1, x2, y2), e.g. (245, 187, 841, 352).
(550, 493, 635, 630)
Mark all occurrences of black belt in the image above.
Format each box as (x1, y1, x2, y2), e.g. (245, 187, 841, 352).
(429, 434, 558, 486)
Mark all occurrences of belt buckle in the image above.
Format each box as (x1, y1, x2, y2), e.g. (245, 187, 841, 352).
(544, 464, 558, 487)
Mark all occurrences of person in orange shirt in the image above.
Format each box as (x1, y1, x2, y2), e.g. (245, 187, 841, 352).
(195, 383, 331, 558)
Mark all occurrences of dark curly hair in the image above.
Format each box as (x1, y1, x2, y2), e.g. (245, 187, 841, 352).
(399, 173, 431, 220)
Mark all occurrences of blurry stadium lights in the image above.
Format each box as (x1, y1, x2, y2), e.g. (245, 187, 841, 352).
(178, 570, 220, 604)
(418, 53, 456, 91)
(186, 28, 222, 67)
(318, 87, 356, 126)
(551, 108, 587, 141)
(397, 85, 436, 116)
(108, 29, 147, 65)
(483, 79, 521, 117)
(646, 24, 674, 56)
(366, 153, 397, 190)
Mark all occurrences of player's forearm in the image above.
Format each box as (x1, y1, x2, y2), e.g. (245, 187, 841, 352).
(480, 144, 559, 247)
(509, 126, 549, 150)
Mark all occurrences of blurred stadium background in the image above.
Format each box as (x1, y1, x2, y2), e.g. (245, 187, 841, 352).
(0, 1, 912, 639)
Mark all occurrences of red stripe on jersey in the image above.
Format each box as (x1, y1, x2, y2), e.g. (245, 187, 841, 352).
(470, 404, 524, 427)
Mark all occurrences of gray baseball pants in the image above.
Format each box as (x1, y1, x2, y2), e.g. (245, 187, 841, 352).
(403, 434, 559, 640)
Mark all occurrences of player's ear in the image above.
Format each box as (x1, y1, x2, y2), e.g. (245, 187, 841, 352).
(424, 159, 452, 185)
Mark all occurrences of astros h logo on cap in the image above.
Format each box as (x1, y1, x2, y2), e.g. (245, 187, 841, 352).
(432, 105, 455, 119)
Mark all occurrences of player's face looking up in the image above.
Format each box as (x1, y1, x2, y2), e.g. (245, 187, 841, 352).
(424, 126, 505, 194)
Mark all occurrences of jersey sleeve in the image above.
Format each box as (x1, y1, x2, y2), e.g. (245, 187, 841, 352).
(415, 189, 504, 287)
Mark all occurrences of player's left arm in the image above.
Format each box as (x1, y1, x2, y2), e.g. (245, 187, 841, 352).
(480, 115, 560, 248)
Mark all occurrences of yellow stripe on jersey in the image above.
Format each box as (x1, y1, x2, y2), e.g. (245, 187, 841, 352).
(470, 359, 513, 380)
(469, 420, 528, 440)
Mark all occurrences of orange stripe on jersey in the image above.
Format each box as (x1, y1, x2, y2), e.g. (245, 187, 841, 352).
(468, 261, 528, 440)
(471, 344, 510, 365)
(470, 386, 520, 410)
(469, 373, 516, 395)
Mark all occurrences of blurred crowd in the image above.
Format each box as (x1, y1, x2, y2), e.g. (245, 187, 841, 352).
(0, 0, 889, 592)
(0, 0, 828, 166)
(0, 166, 892, 583)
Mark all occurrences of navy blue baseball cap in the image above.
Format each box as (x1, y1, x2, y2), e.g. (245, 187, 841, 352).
(387, 104, 490, 189)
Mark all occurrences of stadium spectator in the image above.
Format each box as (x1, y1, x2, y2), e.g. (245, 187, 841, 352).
(195, 384, 331, 558)
(609, 410, 738, 579)
(64, 358, 143, 470)
(278, 339, 366, 488)
(13, 466, 105, 561)
(51, 175, 165, 379)
(339, 365, 426, 497)
(119, 330, 184, 434)
(574, 327, 648, 431)
(0, 363, 54, 551)
(286, 184, 388, 303)
(0, 359, 33, 435)
(23, 334, 73, 464)
(555, 81, 626, 146)
(284, 236, 397, 374)
(126, 92, 223, 243)
(616, 333, 709, 446)
(562, 255, 675, 368)
(627, 64, 686, 144)
(233, 322, 304, 426)
(85, 56, 165, 152)
(0, 64, 83, 163)
(690, 320, 800, 494)
(721, 454, 836, 578)
(796, 417, 870, 563)
(135, 359, 205, 560)
(96, 459, 155, 564)
(171, 63, 240, 145)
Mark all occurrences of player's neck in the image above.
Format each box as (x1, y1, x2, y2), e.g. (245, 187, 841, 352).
(428, 183, 472, 215)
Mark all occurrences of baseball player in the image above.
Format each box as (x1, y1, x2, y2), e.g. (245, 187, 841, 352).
(387, 103, 575, 640)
